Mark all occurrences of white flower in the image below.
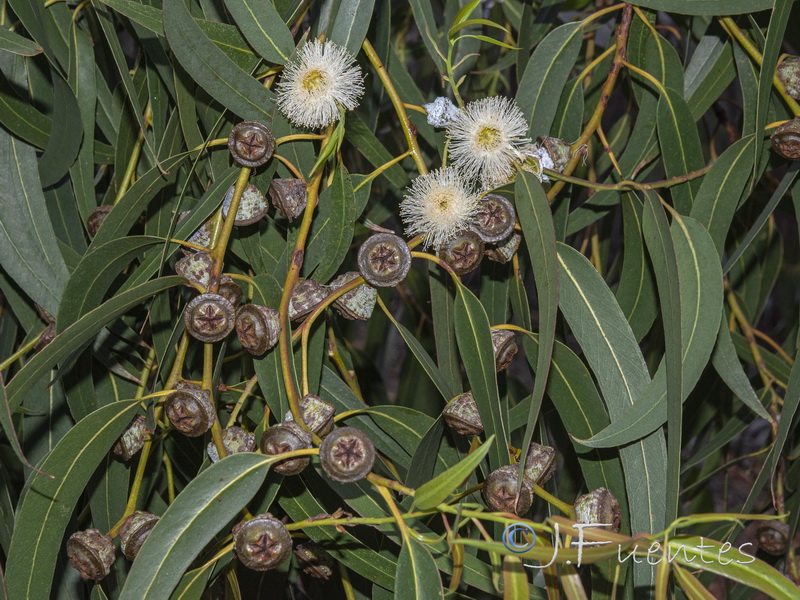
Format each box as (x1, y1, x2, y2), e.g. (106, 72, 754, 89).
(424, 97, 461, 128)
(276, 40, 365, 129)
(400, 168, 481, 249)
(446, 96, 530, 189)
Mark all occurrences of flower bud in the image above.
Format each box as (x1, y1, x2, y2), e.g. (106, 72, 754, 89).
(442, 392, 483, 436)
(284, 394, 335, 437)
(119, 511, 160, 561)
(113, 415, 148, 461)
(777, 56, 800, 100)
(288, 278, 327, 321)
(491, 328, 518, 372)
(269, 178, 308, 221)
(222, 182, 269, 226)
(235, 304, 281, 355)
(573, 488, 620, 533)
(207, 426, 256, 463)
(329, 272, 377, 320)
(771, 117, 800, 160)
(522, 442, 556, 487)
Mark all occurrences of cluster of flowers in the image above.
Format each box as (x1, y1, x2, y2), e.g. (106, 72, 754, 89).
(274, 39, 560, 250)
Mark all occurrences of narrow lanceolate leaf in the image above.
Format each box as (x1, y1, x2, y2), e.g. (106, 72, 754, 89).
(580, 216, 723, 447)
(711, 315, 771, 421)
(641, 191, 682, 523)
(0, 130, 70, 315)
(656, 88, 704, 215)
(514, 172, 559, 484)
(753, 0, 793, 174)
(395, 538, 443, 600)
(630, 0, 772, 14)
(5, 277, 184, 414)
(119, 453, 281, 599)
(502, 556, 529, 600)
(0, 371, 41, 472)
(516, 22, 582, 139)
(414, 435, 494, 510)
(556, 243, 666, 589)
(328, 0, 376, 57)
(222, 0, 294, 64)
(0, 27, 42, 56)
(454, 284, 508, 471)
(742, 353, 800, 514)
(667, 536, 798, 600)
(38, 73, 82, 187)
(163, 0, 273, 122)
(57, 237, 164, 332)
(690, 135, 756, 255)
(4, 400, 140, 600)
(303, 166, 355, 282)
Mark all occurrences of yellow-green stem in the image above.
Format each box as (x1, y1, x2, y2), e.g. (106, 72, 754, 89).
(210, 167, 251, 291)
(0, 330, 44, 372)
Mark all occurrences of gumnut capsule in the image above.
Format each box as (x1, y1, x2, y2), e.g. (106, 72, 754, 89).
(573, 488, 620, 533)
(357, 233, 412, 287)
(207, 426, 256, 463)
(537, 136, 572, 172)
(318, 426, 376, 483)
(175, 250, 216, 290)
(222, 182, 269, 226)
(438, 231, 484, 276)
(232, 513, 292, 571)
(470, 194, 516, 243)
(66, 529, 116, 581)
(269, 178, 308, 221)
(217, 275, 244, 308)
(771, 117, 800, 160)
(294, 540, 336, 580)
(329, 272, 377, 320)
(777, 56, 800, 100)
(756, 521, 790, 556)
(260, 422, 313, 475)
(164, 382, 216, 437)
(522, 442, 556, 487)
(284, 394, 335, 437)
(87, 205, 113, 237)
(119, 511, 160, 561)
(235, 304, 281, 355)
(485, 232, 521, 264)
(184, 293, 236, 343)
(491, 328, 518, 372)
(288, 278, 327, 321)
(113, 415, 149, 461)
(482, 464, 534, 516)
(442, 392, 483, 436)
(228, 121, 275, 168)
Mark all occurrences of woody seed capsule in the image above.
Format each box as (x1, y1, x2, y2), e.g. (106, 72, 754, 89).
(164, 383, 216, 437)
(485, 232, 521, 264)
(756, 521, 790, 556)
(522, 442, 556, 487)
(329, 272, 377, 320)
(228, 121, 275, 168)
(113, 415, 148, 461)
(222, 182, 269, 226)
(288, 278, 328, 321)
(357, 233, 412, 287)
(573, 488, 621, 533)
(491, 328, 518, 371)
(207, 426, 256, 462)
(232, 513, 292, 571)
(260, 421, 312, 475)
(66, 529, 116, 581)
(442, 392, 483, 436)
(470, 194, 516, 243)
(119, 511, 160, 561)
(438, 230, 484, 276)
(235, 304, 281, 355)
(482, 465, 533, 516)
(294, 540, 336, 580)
(284, 394, 335, 437)
(269, 178, 308, 221)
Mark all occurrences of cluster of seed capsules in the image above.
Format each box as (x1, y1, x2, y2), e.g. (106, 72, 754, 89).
(66, 122, 619, 582)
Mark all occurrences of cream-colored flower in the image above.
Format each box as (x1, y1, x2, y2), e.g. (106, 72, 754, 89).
(400, 168, 481, 249)
(446, 96, 530, 189)
(276, 40, 364, 130)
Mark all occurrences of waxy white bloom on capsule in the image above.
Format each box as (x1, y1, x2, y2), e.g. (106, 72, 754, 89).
(400, 168, 481, 250)
(446, 96, 530, 189)
(424, 97, 461, 128)
(520, 144, 554, 182)
(276, 40, 365, 130)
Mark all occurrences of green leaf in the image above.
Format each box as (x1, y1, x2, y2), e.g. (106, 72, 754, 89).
(0, 129, 70, 315)
(515, 22, 582, 139)
(329, 0, 376, 56)
(4, 400, 140, 600)
(395, 538, 443, 600)
(5, 277, 184, 414)
(502, 556, 529, 600)
(454, 284, 508, 471)
(616, 192, 658, 340)
(57, 236, 164, 332)
(711, 315, 772, 421)
(163, 0, 273, 122)
(641, 191, 682, 522)
(656, 88, 704, 214)
(303, 166, 356, 282)
(629, 1, 772, 15)
(667, 535, 797, 600)
(222, 0, 294, 63)
(0, 27, 42, 56)
(752, 0, 793, 175)
(514, 172, 559, 485)
(414, 434, 494, 510)
(580, 216, 723, 446)
(690, 135, 756, 255)
(407, 0, 444, 72)
(119, 453, 282, 599)
(380, 304, 454, 401)
(38, 73, 82, 188)
(685, 37, 735, 120)
(449, 0, 481, 35)
(556, 242, 666, 587)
